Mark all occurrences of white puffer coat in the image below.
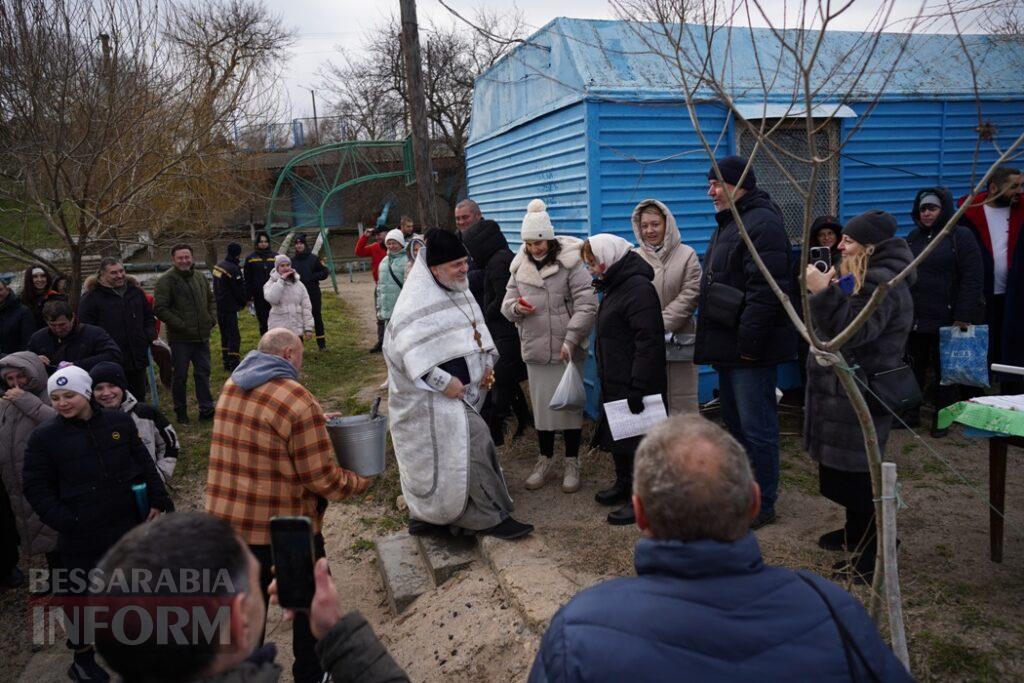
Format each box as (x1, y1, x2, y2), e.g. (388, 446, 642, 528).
(264, 270, 314, 336)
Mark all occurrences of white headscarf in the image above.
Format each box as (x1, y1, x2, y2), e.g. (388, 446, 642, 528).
(587, 234, 632, 269)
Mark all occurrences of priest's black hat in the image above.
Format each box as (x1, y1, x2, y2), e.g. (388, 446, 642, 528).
(424, 228, 468, 267)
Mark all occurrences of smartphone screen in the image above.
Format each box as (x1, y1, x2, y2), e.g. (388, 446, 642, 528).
(269, 516, 315, 609)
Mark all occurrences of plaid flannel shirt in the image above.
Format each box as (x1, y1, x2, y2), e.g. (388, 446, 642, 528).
(205, 377, 370, 545)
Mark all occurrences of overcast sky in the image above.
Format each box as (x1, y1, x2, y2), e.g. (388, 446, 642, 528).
(265, 0, 982, 118)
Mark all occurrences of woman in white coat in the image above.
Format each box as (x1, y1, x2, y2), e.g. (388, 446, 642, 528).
(632, 199, 702, 414)
(264, 254, 314, 339)
(502, 199, 598, 493)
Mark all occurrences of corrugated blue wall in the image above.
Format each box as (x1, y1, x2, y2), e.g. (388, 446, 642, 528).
(841, 99, 1024, 232)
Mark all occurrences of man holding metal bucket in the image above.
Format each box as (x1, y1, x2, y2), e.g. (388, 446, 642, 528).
(205, 327, 373, 683)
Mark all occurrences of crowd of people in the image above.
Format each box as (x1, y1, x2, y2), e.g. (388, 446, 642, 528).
(0, 157, 1019, 682)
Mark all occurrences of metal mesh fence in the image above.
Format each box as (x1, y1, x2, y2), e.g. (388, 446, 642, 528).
(736, 119, 839, 242)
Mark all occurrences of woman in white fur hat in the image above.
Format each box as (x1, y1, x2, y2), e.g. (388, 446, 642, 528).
(501, 199, 598, 493)
(264, 254, 314, 339)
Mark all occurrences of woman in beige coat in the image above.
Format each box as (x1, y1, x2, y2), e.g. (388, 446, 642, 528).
(632, 199, 702, 414)
(502, 199, 598, 494)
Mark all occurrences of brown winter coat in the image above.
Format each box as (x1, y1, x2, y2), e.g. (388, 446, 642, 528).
(501, 236, 598, 365)
(0, 352, 58, 556)
(631, 199, 702, 414)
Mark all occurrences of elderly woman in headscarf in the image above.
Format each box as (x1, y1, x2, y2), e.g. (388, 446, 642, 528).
(631, 199, 701, 414)
(404, 234, 426, 278)
(581, 234, 666, 526)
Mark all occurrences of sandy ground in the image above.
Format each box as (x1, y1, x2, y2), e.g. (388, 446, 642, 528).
(5, 272, 1023, 682)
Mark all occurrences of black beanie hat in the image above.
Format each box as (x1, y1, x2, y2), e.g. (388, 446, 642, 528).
(843, 210, 898, 246)
(810, 215, 842, 238)
(708, 155, 757, 190)
(227, 242, 242, 258)
(90, 361, 128, 392)
(294, 233, 308, 245)
(424, 228, 468, 267)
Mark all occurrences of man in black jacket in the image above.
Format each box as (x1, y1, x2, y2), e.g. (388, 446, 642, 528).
(78, 258, 156, 400)
(906, 188, 985, 436)
(244, 231, 278, 335)
(463, 219, 530, 444)
(94, 512, 408, 683)
(290, 234, 330, 350)
(454, 199, 487, 307)
(213, 242, 249, 370)
(28, 300, 122, 374)
(0, 278, 35, 354)
(695, 156, 796, 529)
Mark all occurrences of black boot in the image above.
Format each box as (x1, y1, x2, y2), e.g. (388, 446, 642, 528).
(596, 450, 632, 506)
(511, 385, 533, 440)
(607, 499, 635, 526)
(369, 320, 385, 353)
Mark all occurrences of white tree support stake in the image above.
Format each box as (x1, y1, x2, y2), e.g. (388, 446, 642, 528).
(882, 462, 910, 670)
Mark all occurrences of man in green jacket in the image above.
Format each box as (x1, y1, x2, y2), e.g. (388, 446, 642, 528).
(154, 243, 216, 424)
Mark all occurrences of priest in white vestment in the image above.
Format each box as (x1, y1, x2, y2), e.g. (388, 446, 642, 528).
(384, 228, 534, 540)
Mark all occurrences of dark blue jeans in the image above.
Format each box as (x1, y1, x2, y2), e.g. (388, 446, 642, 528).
(716, 365, 780, 513)
(170, 341, 213, 415)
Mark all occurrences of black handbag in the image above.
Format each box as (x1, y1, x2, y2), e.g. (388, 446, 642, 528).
(862, 364, 922, 417)
(704, 281, 745, 329)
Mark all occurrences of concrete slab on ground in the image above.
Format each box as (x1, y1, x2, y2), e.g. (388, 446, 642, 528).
(375, 532, 433, 615)
(416, 534, 478, 586)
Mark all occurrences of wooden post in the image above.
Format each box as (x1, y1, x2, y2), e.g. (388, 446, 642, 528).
(881, 462, 910, 670)
(399, 0, 439, 228)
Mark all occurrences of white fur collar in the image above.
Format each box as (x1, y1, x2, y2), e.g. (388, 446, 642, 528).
(509, 235, 582, 288)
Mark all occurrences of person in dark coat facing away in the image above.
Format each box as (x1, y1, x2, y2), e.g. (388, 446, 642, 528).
(906, 187, 985, 436)
(23, 364, 173, 683)
(0, 278, 35, 354)
(804, 210, 915, 585)
(78, 258, 157, 401)
(462, 217, 531, 445)
(582, 234, 666, 526)
(213, 242, 249, 371)
(28, 299, 122, 374)
(695, 155, 797, 530)
(244, 231, 278, 335)
(291, 233, 331, 350)
(529, 414, 913, 683)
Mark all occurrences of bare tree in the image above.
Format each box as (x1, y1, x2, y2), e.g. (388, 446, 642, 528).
(0, 0, 292, 303)
(318, 9, 524, 218)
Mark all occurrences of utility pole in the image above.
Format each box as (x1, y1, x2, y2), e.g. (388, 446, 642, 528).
(310, 89, 320, 144)
(399, 0, 439, 228)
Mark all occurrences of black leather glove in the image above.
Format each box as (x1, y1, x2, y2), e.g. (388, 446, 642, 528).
(627, 394, 645, 414)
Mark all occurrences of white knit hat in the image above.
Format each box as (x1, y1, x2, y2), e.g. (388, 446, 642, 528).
(385, 229, 406, 248)
(47, 364, 92, 400)
(521, 199, 555, 241)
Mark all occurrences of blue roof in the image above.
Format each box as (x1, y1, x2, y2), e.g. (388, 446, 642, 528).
(470, 18, 1024, 144)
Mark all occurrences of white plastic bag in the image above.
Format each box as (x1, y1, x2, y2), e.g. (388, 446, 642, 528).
(550, 362, 586, 411)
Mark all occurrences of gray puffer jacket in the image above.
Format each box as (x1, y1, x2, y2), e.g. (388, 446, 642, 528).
(0, 351, 58, 556)
(501, 236, 598, 365)
(804, 238, 916, 472)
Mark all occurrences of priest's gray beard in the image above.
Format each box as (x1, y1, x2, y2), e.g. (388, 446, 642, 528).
(439, 275, 469, 292)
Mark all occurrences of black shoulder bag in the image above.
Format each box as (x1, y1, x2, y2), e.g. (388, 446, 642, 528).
(703, 228, 745, 329)
(387, 260, 405, 290)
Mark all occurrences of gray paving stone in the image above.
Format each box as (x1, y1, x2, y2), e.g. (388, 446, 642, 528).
(416, 534, 477, 585)
(375, 532, 433, 614)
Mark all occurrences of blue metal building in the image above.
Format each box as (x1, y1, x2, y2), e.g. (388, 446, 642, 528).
(466, 18, 1024, 407)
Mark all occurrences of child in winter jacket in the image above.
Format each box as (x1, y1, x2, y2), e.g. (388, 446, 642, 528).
(264, 254, 315, 339)
(90, 361, 178, 485)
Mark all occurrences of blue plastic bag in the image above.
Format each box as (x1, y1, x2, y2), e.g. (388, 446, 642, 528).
(939, 325, 990, 388)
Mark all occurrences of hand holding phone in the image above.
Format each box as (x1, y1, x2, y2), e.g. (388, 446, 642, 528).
(269, 558, 343, 640)
(270, 516, 316, 609)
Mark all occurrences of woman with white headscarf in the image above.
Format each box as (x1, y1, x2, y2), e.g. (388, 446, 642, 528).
(580, 234, 666, 526)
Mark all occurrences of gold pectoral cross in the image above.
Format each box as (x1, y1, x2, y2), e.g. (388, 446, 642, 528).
(472, 322, 482, 349)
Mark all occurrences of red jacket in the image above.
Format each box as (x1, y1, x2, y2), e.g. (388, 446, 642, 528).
(355, 233, 387, 283)
(958, 190, 1022, 274)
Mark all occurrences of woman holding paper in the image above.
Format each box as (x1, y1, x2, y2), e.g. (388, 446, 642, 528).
(581, 234, 666, 525)
(632, 199, 702, 414)
(502, 199, 597, 494)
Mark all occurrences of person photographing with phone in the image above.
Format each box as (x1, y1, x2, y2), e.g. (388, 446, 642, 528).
(206, 327, 374, 683)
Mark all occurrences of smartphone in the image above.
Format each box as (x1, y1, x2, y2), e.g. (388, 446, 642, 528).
(269, 516, 316, 609)
(809, 246, 832, 273)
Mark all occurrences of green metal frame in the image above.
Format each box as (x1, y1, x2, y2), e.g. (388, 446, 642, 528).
(266, 138, 415, 291)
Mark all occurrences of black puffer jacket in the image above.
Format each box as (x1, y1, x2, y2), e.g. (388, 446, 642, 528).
(594, 251, 666, 450)
(23, 406, 174, 555)
(213, 256, 248, 313)
(291, 250, 330, 304)
(0, 294, 35, 354)
(78, 276, 156, 371)
(906, 187, 985, 334)
(244, 247, 278, 307)
(463, 220, 526, 381)
(694, 189, 797, 366)
(804, 238, 916, 472)
(27, 322, 122, 374)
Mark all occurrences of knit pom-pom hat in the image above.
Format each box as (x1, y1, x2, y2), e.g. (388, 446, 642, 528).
(520, 199, 555, 241)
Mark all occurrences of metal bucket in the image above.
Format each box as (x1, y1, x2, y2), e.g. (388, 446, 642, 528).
(326, 415, 387, 477)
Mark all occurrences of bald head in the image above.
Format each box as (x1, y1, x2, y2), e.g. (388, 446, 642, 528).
(257, 328, 304, 371)
(633, 415, 757, 542)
